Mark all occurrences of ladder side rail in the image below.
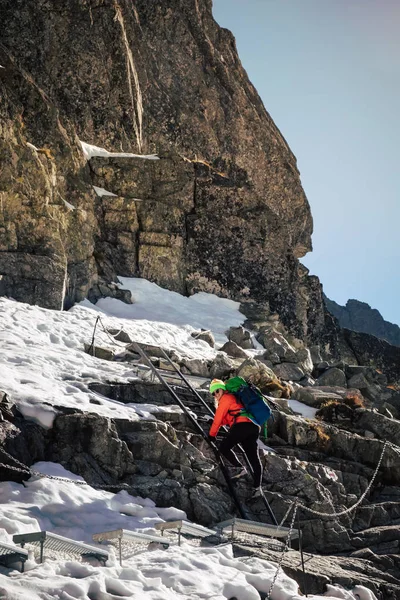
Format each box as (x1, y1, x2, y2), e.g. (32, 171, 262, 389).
(159, 348, 215, 418)
(159, 347, 277, 524)
(133, 343, 208, 438)
(132, 343, 248, 520)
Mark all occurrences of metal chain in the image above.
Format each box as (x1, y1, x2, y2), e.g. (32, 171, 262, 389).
(298, 440, 388, 518)
(267, 500, 298, 599)
(0, 462, 31, 475)
(97, 316, 127, 347)
(0, 447, 31, 472)
(0, 448, 133, 491)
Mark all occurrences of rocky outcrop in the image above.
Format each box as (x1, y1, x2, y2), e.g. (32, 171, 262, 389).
(2, 374, 400, 595)
(325, 297, 400, 347)
(342, 329, 400, 386)
(0, 0, 337, 342)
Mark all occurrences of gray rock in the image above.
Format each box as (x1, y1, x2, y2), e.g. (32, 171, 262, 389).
(84, 343, 115, 361)
(316, 368, 347, 387)
(121, 420, 186, 469)
(298, 375, 316, 387)
(107, 329, 133, 343)
(347, 372, 371, 390)
(189, 483, 233, 526)
(180, 357, 210, 377)
(51, 413, 136, 484)
(218, 341, 248, 359)
(227, 326, 254, 350)
(295, 348, 313, 374)
(273, 362, 305, 382)
(190, 330, 215, 347)
(293, 387, 344, 407)
(352, 408, 400, 445)
(128, 342, 168, 359)
(309, 345, 323, 365)
(256, 328, 296, 360)
(209, 353, 235, 379)
(236, 358, 276, 389)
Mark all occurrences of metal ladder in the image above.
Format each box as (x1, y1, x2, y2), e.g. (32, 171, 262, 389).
(132, 343, 278, 525)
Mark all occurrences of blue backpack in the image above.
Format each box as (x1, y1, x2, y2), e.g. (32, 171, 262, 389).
(225, 376, 272, 427)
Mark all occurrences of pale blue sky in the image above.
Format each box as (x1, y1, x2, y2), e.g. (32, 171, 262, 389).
(213, 0, 400, 325)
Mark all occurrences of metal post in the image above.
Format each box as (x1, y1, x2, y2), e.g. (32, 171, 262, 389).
(178, 526, 182, 547)
(231, 517, 235, 541)
(297, 510, 307, 597)
(133, 343, 248, 520)
(159, 346, 278, 526)
(40, 541, 44, 564)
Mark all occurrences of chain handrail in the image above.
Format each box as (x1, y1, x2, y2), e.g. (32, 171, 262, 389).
(297, 440, 389, 518)
(266, 500, 299, 599)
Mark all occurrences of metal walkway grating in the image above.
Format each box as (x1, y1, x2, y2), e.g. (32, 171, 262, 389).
(13, 531, 109, 564)
(0, 541, 29, 572)
(214, 517, 299, 541)
(93, 528, 171, 565)
(155, 520, 218, 546)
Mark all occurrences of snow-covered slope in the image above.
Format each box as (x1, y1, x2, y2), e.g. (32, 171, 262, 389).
(0, 279, 377, 599)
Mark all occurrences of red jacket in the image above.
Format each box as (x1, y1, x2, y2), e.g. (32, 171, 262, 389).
(209, 392, 252, 437)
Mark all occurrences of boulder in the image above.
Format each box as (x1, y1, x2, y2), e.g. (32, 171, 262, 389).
(316, 368, 347, 387)
(256, 328, 296, 361)
(50, 413, 136, 484)
(347, 372, 371, 390)
(121, 420, 186, 469)
(218, 341, 248, 359)
(107, 329, 133, 343)
(342, 329, 400, 385)
(295, 348, 313, 374)
(236, 357, 275, 390)
(293, 386, 344, 407)
(180, 357, 210, 378)
(190, 330, 215, 347)
(209, 353, 236, 379)
(189, 483, 233, 526)
(227, 326, 254, 350)
(128, 342, 168, 359)
(84, 343, 115, 361)
(273, 362, 305, 382)
(309, 345, 323, 365)
(352, 409, 400, 445)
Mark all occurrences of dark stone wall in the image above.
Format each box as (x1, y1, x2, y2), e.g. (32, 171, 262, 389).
(0, 0, 333, 342)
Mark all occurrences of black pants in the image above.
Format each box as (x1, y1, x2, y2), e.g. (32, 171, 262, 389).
(219, 422, 262, 487)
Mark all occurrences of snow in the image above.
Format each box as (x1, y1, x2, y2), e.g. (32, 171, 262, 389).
(92, 186, 118, 198)
(0, 278, 251, 428)
(96, 277, 246, 348)
(0, 464, 374, 600)
(1, 279, 240, 427)
(62, 199, 76, 210)
(288, 399, 318, 419)
(0, 278, 377, 599)
(80, 141, 159, 161)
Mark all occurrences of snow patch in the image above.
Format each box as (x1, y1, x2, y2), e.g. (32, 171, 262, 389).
(80, 141, 159, 161)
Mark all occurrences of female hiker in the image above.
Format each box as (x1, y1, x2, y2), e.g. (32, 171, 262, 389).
(208, 378, 262, 497)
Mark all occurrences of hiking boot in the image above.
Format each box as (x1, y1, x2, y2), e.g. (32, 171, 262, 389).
(228, 466, 247, 480)
(251, 486, 263, 499)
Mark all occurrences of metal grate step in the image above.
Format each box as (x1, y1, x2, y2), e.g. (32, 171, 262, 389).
(13, 531, 108, 564)
(0, 541, 29, 572)
(93, 528, 171, 565)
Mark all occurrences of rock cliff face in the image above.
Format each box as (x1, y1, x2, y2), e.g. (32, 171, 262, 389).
(0, 0, 332, 341)
(325, 297, 400, 348)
